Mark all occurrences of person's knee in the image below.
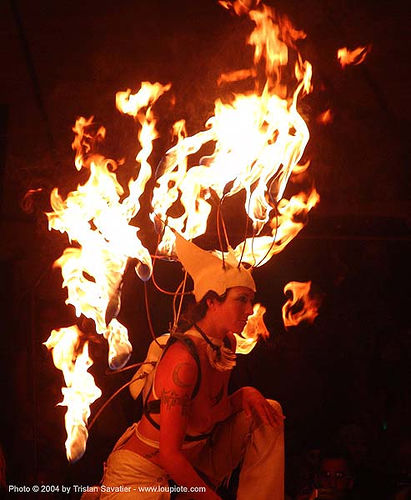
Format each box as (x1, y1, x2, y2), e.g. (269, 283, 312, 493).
(266, 399, 284, 416)
(249, 399, 284, 456)
(265, 399, 285, 436)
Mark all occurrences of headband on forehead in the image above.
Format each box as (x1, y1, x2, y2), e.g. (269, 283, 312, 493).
(174, 232, 256, 302)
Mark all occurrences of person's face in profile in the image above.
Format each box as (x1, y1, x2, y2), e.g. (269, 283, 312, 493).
(211, 286, 255, 334)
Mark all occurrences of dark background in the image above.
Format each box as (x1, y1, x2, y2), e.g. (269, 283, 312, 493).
(0, 0, 409, 498)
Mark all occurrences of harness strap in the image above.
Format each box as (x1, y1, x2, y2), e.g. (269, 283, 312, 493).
(143, 334, 208, 442)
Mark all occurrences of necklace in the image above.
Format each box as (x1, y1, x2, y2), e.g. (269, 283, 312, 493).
(193, 324, 221, 356)
(193, 324, 236, 372)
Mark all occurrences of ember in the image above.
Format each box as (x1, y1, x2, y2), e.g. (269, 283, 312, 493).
(337, 45, 371, 68)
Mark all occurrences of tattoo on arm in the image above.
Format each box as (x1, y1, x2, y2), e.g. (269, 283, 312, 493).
(161, 389, 190, 417)
(143, 449, 159, 459)
(172, 362, 195, 388)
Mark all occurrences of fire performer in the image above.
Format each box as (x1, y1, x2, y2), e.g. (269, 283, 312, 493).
(96, 233, 284, 499)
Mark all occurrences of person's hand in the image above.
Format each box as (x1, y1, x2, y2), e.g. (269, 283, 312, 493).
(241, 387, 284, 427)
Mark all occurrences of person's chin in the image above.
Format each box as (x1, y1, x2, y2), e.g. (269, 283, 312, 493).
(235, 320, 247, 332)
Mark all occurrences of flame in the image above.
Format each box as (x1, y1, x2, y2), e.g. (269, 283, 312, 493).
(44, 326, 101, 462)
(43, 1, 320, 460)
(282, 281, 320, 329)
(291, 159, 311, 175)
(234, 303, 269, 354)
(217, 68, 257, 86)
(337, 45, 371, 68)
(317, 109, 333, 125)
(21, 187, 43, 214)
(71, 116, 105, 171)
(45, 82, 168, 456)
(47, 82, 168, 333)
(152, 4, 317, 258)
(231, 188, 319, 266)
(219, 0, 262, 16)
(106, 318, 133, 370)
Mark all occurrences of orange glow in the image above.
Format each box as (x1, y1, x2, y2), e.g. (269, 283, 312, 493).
(44, 1, 320, 460)
(337, 45, 371, 68)
(234, 303, 269, 354)
(282, 281, 320, 329)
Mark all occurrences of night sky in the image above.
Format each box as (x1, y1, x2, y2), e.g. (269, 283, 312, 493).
(0, 0, 409, 497)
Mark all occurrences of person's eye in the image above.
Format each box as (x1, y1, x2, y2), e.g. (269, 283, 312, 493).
(240, 296, 253, 304)
(237, 296, 248, 303)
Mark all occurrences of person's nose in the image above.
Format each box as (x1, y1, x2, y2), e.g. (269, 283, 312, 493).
(245, 300, 254, 317)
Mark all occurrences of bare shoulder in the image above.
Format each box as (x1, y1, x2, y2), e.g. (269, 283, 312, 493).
(157, 340, 198, 390)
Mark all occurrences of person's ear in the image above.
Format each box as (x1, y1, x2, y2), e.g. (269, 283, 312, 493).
(206, 297, 218, 310)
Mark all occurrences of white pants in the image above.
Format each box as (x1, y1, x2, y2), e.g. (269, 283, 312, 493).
(94, 399, 284, 499)
(194, 399, 284, 500)
(100, 451, 170, 500)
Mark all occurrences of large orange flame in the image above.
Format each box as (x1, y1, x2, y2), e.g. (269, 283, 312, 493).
(151, 4, 317, 260)
(44, 1, 320, 460)
(45, 82, 168, 461)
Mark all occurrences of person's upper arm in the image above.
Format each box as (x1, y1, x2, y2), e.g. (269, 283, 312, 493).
(156, 342, 198, 456)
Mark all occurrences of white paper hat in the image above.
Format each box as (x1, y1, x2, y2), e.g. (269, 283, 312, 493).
(174, 232, 256, 301)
